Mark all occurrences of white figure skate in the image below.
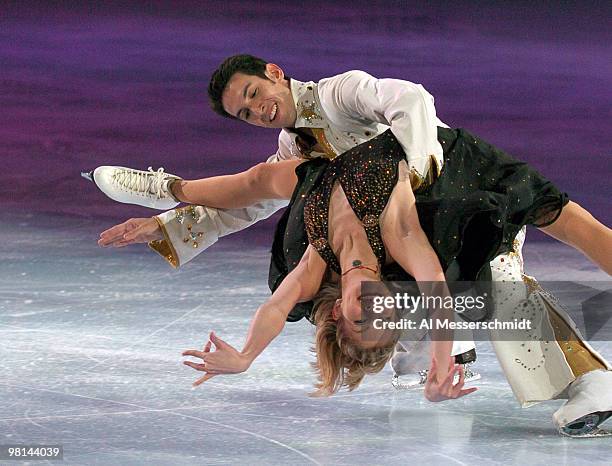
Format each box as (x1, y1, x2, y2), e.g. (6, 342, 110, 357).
(82, 166, 180, 210)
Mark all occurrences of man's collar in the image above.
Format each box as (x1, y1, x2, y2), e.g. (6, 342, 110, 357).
(290, 79, 326, 129)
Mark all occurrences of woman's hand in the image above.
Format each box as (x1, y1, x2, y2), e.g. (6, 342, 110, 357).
(98, 217, 162, 247)
(424, 356, 478, 402)
(182, 332, 251, 387)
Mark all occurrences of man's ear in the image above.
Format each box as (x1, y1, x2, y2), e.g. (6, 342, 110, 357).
(331, 299, 342, 321)
(265, 63, 285, 82)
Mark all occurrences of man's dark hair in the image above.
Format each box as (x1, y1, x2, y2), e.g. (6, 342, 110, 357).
(208, 54, 269, 119)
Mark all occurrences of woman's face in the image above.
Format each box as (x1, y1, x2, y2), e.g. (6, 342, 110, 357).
(334, 273, 398, 348)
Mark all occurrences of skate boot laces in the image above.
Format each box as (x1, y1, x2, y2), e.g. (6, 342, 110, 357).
(112, 167, 169, 200)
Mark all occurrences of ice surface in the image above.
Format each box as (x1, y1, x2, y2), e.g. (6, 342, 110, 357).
(1, 214, 610, 465)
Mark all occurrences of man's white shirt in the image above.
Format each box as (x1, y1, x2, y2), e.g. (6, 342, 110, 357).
(150, 70, 448, 267)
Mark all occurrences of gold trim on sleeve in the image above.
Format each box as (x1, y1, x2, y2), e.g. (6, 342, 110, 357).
(409, 154, 440, 192)
(147, 216, 180, 269)
(430, 153, 442, 178)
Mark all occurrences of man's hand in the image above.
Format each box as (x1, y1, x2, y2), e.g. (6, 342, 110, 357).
(182, 332, 251, 387)
(98, 217, 162, 248)
(424, 356, 478, 402)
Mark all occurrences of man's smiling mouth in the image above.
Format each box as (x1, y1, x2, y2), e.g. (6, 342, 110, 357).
(269, 102, 278, 122)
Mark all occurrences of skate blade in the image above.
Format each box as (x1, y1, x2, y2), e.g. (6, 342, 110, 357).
(559, 427, 612, 438)
(392, 372, 481, 390)
(81, 170, 94, 182)
(392, 378, 425, 390)
(464, 373, 482, 383)
(559, 411, 612, 438)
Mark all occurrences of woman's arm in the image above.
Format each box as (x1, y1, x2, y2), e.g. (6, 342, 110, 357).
(381, 161, 475, 401)
(182, 246, 327, 385)
(172, 159, 304, 208)
(380, 161, 446, 282)
(241, 246, 327, 362)
(380, 166, 451, 372)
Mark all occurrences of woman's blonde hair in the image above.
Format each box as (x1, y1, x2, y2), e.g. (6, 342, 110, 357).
(310, 282, 398, 396)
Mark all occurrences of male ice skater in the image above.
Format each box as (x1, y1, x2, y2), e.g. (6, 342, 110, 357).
(90, 53, 478, 375)
(88, 54, 612, 436)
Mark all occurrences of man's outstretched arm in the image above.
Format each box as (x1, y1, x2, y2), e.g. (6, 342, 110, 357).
(98, 154, 303, 268)
(97, 200, 289, 268)
(150, 200, 290, 267)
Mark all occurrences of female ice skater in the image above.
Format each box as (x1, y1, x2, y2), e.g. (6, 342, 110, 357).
(93, 126, 612, 436)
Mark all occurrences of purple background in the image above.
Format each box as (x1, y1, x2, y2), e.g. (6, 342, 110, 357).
(2, 0, 610, 243)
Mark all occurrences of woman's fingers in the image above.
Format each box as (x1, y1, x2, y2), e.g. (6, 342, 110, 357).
(182, 338, 228, 388)
(456, 363, 466, 385)
(183, 361, 207, 371)
(439, 364, 468, 398)
(193, 373, 216, 387)
(425, 359, 478, 401)
(182, 349, 208, 359)
(429, 356, 456, 385)
(182, 336, 243, 388)
(450, 365, 465, 397)
(429, 357, 437, 372)
(182, 339, 216, 365)
(183, 359, 221, 373)
(209, 332, 230, 349)
(450, 365, 478, 399)
(427, 357, 438, 383)
(456, 387, 478, 398)
(447, 356, 455, 373)
(441, 363, 460, 388)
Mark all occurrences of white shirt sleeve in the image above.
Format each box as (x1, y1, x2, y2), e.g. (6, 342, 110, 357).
(267, 129, 299, 162)
(320, 70, 444, 176)
(150, 198, 289, 268)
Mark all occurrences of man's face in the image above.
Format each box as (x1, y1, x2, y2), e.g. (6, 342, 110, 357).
(221, 63, 297, 128)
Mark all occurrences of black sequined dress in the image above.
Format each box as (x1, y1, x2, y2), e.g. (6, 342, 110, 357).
(269, 127, 568, 323)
